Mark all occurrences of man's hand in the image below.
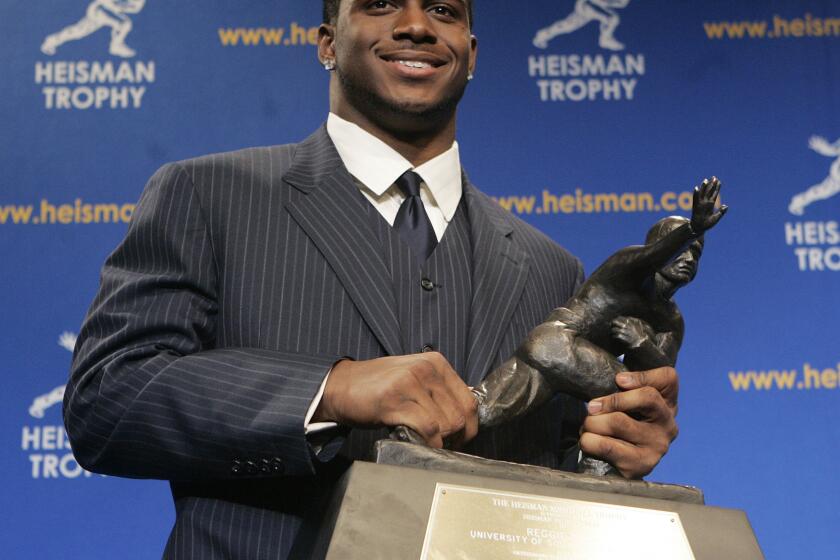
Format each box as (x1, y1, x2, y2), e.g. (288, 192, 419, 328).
(579, 367, 679, 479)
(313, 353, 479, 449)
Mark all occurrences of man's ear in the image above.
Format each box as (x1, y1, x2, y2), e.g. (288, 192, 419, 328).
(468, 34, 478, 78)
(318, 24, 336, 66)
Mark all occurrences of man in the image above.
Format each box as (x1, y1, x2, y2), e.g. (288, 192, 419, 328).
(65, 1, 679, 558)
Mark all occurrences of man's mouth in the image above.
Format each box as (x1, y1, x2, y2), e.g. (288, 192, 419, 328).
(394, 60, 433, 69)
(380, 51, 447, 77)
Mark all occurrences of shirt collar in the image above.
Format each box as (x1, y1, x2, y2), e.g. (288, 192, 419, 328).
(326, 112, 463, 222)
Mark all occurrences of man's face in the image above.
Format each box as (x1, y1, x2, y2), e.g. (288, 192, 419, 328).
(321, 0, 477, 126)
(659, 238, 703, 286)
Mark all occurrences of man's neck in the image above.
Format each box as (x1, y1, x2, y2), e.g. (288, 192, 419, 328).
(330, 103, 457, 167)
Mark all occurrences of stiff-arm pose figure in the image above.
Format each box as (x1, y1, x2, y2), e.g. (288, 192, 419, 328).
(473, 178, 726, 429)
(788, 136, 840, 215)
(533, 0, 631, 51)
(41, 0, 145, 58)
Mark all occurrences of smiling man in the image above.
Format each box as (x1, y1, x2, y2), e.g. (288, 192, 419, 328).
(65, 1, 680, 558)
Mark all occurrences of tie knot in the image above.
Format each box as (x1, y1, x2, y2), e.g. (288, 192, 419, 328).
(395, 170, 423, 198)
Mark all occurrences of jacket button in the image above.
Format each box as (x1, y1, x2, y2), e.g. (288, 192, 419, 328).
(272, 457, 285, 474)
(421, 344, 434, 353)
(245, 460, 258, 474)
(420, 278, 434, 291)
(260, 459, 271, 473)
(231, 459, 242, 475)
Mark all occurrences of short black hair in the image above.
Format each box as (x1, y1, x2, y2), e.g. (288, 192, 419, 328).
(323, 0, 473, 29)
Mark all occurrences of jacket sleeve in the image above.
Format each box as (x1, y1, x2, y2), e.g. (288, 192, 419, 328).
(64, 163, 340, 482)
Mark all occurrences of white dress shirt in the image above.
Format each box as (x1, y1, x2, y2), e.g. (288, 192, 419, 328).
(326, 112, 463, 241)
(304, 113, 465, 434)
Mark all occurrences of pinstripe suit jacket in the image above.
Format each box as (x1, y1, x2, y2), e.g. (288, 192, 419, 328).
(65, 126, 585, 559)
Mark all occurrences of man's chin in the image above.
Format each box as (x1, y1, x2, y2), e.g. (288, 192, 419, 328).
(338, 71, 466, 125)
(386, 97, 451, 116)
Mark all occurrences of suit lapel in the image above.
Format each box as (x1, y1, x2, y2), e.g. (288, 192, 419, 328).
(283, 127, 404, 357)
(463, 180, 530, 386)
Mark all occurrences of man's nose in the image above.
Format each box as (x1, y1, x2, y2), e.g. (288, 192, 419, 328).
(393, 2, 437, 43)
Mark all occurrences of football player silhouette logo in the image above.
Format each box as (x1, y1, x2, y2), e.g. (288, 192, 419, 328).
(789, 136, 840, 215)
(41, 0, 146, 58)
(534, 0, 631, 51)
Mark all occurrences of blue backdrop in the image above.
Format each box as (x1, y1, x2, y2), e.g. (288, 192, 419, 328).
(2, 1, 838, 558)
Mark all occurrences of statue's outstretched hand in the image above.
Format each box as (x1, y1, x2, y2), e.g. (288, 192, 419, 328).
(690, 177, 727, 234)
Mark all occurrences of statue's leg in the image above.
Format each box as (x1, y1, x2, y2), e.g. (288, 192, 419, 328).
(474, 321, 625, 428)
(518, 322, 627, 477)
(520, 321, 624, 401)
(474, 318, 627, 477)
(473, 356, 555, 428)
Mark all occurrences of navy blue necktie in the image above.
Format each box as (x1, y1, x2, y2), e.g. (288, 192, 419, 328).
(394, 170, 437, 263)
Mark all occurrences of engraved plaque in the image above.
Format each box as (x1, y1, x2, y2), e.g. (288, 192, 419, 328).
(420, 484, 695, 560)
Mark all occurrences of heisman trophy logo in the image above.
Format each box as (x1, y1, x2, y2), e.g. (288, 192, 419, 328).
(527, 0, 643, 102)
(27, 332, 74, 419)
(789, 136, 840, 216)
(533, 0, 631, 51)
(784, 135, 840, 272)
(41, 0, 146, 58)
(34, 0, 154, 110)
(22, 332, 94, 479)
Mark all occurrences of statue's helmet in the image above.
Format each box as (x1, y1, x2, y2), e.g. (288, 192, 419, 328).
(645, 216, 689, 245)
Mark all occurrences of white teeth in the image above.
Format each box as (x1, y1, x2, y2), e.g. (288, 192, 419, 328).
(396, 60, 432, 69)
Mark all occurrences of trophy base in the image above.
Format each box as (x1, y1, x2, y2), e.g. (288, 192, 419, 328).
(289, 440, 762, 559)
(373, 439, 705, 504)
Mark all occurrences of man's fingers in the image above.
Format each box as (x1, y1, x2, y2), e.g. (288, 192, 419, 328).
(382, 401, 444, 448)
(416, 352, 477, 438)
(320, 353, 479, 448)
(583, 409, 676, 447)
(403, 374, 460, 438)
(448, 384, 479, 444)
(425, 383, 466, 437)
(579, 432, 661, 479)
(444, 402, 478, 450)
(615, 367, 679, 407)
(589, 386, 666, 417)
(583, 410, 646, 444)
(583, 367, 681, 478)
(427, 352, 479, 440)
(588, 388, 677, 440)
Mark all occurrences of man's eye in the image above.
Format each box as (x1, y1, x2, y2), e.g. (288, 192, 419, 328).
(368, 1, 392, 9)
(430, 5, 456, 18)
